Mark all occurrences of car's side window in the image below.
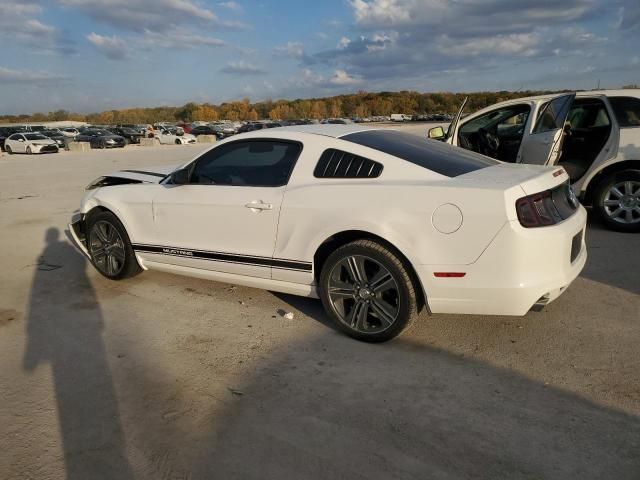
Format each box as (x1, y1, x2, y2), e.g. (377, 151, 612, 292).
(314, 149, 383, 178)
(190, 140, 302, 187)
(533, 95, 573, 133)
(608, 96, 640, 127)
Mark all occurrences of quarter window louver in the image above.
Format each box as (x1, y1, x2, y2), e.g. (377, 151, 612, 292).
(313, 149, 383, 179)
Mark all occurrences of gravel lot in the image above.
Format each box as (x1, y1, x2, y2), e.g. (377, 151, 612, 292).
(1, 134, 639, 479)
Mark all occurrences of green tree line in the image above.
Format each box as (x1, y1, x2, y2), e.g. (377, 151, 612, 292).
(1, 89, 573, 125)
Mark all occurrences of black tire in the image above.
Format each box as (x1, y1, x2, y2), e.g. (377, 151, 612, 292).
(593, 169, 640, 233)
(5, 145, 12, 155)
(86, 211, 142, 280)
(99, 141, 106, 149)
(26, 146, 32, 154)
(319, 239, 419, 342)
(175, 139, 181, 145)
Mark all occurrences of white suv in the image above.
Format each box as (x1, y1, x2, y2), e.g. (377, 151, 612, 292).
(430, 90, 640, 232)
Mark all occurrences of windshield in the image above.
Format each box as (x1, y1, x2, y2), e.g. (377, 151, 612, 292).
(25, 133, 48, 140)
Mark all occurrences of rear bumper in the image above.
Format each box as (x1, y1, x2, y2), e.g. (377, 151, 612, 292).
(419, 206, 588, 316)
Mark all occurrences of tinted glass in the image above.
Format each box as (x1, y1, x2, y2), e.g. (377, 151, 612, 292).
(567, 99, 611, 128)
(191, 140, 301, 187)
(342, 130, 498, 177)
(534, 95, 573, 133)
(608, 96, 640, 127)
(25, 134, 47, 140)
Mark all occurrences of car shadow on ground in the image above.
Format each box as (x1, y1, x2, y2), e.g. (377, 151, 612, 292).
(22, 228, 134, 480)
(580, 211, 640, 295)
(18, 228, 640, 480)
(185, 330, 640, 479)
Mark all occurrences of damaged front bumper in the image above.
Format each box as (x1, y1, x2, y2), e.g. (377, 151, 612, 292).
(68, 213, 90, 259)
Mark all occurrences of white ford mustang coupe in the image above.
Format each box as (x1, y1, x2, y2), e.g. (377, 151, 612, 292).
(69, 125, 587, 342)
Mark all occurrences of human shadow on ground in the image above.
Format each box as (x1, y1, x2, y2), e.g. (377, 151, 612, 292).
(23, 228, 134, 480)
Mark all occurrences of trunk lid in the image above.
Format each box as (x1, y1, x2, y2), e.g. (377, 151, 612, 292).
(456, 162, 570, 194)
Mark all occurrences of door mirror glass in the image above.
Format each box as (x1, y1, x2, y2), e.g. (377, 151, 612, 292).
(428, 126, 445, 140)
(170, 168, 190, 185)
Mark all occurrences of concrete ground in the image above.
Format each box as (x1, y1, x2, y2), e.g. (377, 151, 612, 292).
(0, 137, 639, 480)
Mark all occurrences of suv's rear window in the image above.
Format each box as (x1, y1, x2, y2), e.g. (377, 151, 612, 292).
(608, 96, 640, 127)
(341, 130, 498, 177)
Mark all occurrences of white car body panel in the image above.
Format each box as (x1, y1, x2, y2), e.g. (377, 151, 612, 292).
(155, 130, 196, 145)
(5, 134, 58, 154)
(72, 126, 587, 316)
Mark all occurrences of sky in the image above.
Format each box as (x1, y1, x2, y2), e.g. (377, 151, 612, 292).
(0, 0, 639, 114)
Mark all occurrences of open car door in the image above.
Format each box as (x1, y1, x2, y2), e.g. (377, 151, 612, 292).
(518, 93, 575, 165)
(427, 96, 467, 143)
(445, 96, 468, 144)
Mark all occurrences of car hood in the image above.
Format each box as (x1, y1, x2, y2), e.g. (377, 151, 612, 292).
(103, 164, 179, 183)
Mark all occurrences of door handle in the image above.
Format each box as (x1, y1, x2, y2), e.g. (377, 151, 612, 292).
(245, 201, 273, 211)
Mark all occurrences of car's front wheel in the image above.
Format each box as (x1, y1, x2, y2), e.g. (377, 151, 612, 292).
(594, 169, 640, 232)
(86, 211, 142, 280)
(319, 239, 419, 342)
(26, 146, 33, 154)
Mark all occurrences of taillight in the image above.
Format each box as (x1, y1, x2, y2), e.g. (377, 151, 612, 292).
(516, 190, 562, 228)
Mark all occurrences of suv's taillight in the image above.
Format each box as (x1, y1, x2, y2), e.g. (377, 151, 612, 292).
(516, 183, 578, 228)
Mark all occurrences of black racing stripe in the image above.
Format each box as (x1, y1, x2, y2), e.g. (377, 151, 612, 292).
(132, 244, 312, 272)
(121, 169, 167, 178)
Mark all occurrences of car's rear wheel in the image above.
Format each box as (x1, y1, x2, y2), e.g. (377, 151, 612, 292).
(594, 170, 640, 233)
(5, 145, 12, 154)
(86, 211, 142, 280)
(319, 240, 418, 342)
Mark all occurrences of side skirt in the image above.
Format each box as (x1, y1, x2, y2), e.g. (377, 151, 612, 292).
(143, 260, 319, 298)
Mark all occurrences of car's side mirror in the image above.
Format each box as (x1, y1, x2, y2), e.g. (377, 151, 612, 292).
(428, 126, 445, 140)
(170, 168, 190, 185)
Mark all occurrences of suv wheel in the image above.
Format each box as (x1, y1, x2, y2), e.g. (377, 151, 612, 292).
(319, 239, 419, 342)
(86, 211, 142, 280)
(594, 169, 640, 232)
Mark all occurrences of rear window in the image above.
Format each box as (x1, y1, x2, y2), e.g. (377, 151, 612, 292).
(608, 96, 640, 127)
(341, 130, 498, 177)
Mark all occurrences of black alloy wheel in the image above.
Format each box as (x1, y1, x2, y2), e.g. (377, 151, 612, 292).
(86, 211, 142, 280)
(320, 239, 419, 342)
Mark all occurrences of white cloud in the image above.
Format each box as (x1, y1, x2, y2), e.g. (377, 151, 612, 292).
(59, 0, 247, 32)
(87, 32, 129, 60)
(0, 66, 68, 85)
(445, 33, 542, 57)
(218, 1, 242, 12)
(330, 69, 363, 85)
(338, 37, 351, 49)
(220, 61, 267, 75)
(141, 30, 227, 48)
(276, 41, 305, 59)
(0, 0, 74, 54)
